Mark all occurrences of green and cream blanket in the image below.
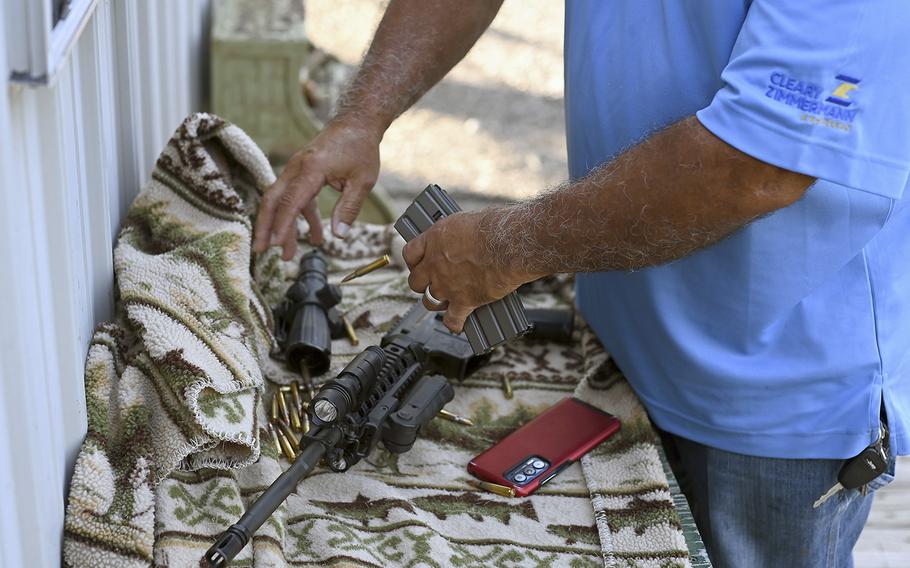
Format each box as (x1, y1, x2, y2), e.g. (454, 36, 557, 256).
(62, 114, 696, 567)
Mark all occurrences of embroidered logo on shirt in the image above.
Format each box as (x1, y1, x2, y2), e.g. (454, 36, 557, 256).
(826, 75, 861, 107)
(764, 72, 859, 132)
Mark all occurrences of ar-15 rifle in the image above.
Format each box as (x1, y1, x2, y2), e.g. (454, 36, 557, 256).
(203, 303, 488, 567)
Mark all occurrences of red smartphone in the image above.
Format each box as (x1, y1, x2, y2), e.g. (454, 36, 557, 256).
(468, 397, 620, 497)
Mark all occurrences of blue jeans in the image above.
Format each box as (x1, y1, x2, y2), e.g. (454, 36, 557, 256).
(661, 431, 897, 568)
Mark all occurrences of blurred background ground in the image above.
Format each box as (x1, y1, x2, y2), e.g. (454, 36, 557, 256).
(302, 1, 908, 566)
(305, 0, 566, 208)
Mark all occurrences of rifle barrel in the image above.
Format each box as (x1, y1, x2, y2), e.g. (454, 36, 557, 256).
(203, 427, 341, 567)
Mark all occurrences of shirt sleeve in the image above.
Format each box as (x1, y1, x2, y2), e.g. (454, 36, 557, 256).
(696, 0, 910, 199)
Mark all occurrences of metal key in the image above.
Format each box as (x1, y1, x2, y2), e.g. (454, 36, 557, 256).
(814, 430, 889, 508)
(813, 482, 844, 508)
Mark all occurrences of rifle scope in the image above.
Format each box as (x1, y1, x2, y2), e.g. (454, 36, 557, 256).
(283, 250, 342, 375)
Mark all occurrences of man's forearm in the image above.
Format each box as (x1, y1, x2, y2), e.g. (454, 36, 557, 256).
(483, 117, 814, 276)
(336, 0, 504, 133)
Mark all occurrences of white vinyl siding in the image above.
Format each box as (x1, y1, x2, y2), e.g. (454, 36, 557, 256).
(0, 2, 210, 565)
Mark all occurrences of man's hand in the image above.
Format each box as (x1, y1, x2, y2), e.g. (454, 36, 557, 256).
(252, 0, 504, 260)
(253, 119, 382, 259)
(402, 211, 540, 333)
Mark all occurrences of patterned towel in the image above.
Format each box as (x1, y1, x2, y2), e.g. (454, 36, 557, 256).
(62, 114, 693, 567)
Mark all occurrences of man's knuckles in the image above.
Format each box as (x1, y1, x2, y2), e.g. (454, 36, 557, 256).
(278, 190, 298, 208)
(422, 295, 448, 312)
(336, 200, 361, 220)
(261, 188, 281, 208)
(402, 238, 426, 268)
(442, 306, 471, 333)
(407, 269, 429, 294)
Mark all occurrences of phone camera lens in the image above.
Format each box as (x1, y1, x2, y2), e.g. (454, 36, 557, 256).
(532, 460, 547, 470)
(514, 473, 527, 483)
(523, 467, 536, 476)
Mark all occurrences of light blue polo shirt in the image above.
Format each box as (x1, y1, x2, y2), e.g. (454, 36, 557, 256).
(565, 0, 910, 459)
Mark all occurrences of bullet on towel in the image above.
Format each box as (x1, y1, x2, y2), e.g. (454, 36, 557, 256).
(290, 381, 304, 431)
(343, 316, 359, 346)
(274, 419, 300, 452)
(469, 479, 515, 498)
(301, 406, 311, 434)
(270, 393, 280, 422)
(300, 399, 311, 432)
(340, 254, 390, 284)
(267, 424, 282, 456)
(276, 391, 291, 424)
(437, 409, 474, 427)
(502, 375, 514, 400)
(289, 401, 303, 432)
(275, 426, 297, 461)
(291, 381, 303, 411)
